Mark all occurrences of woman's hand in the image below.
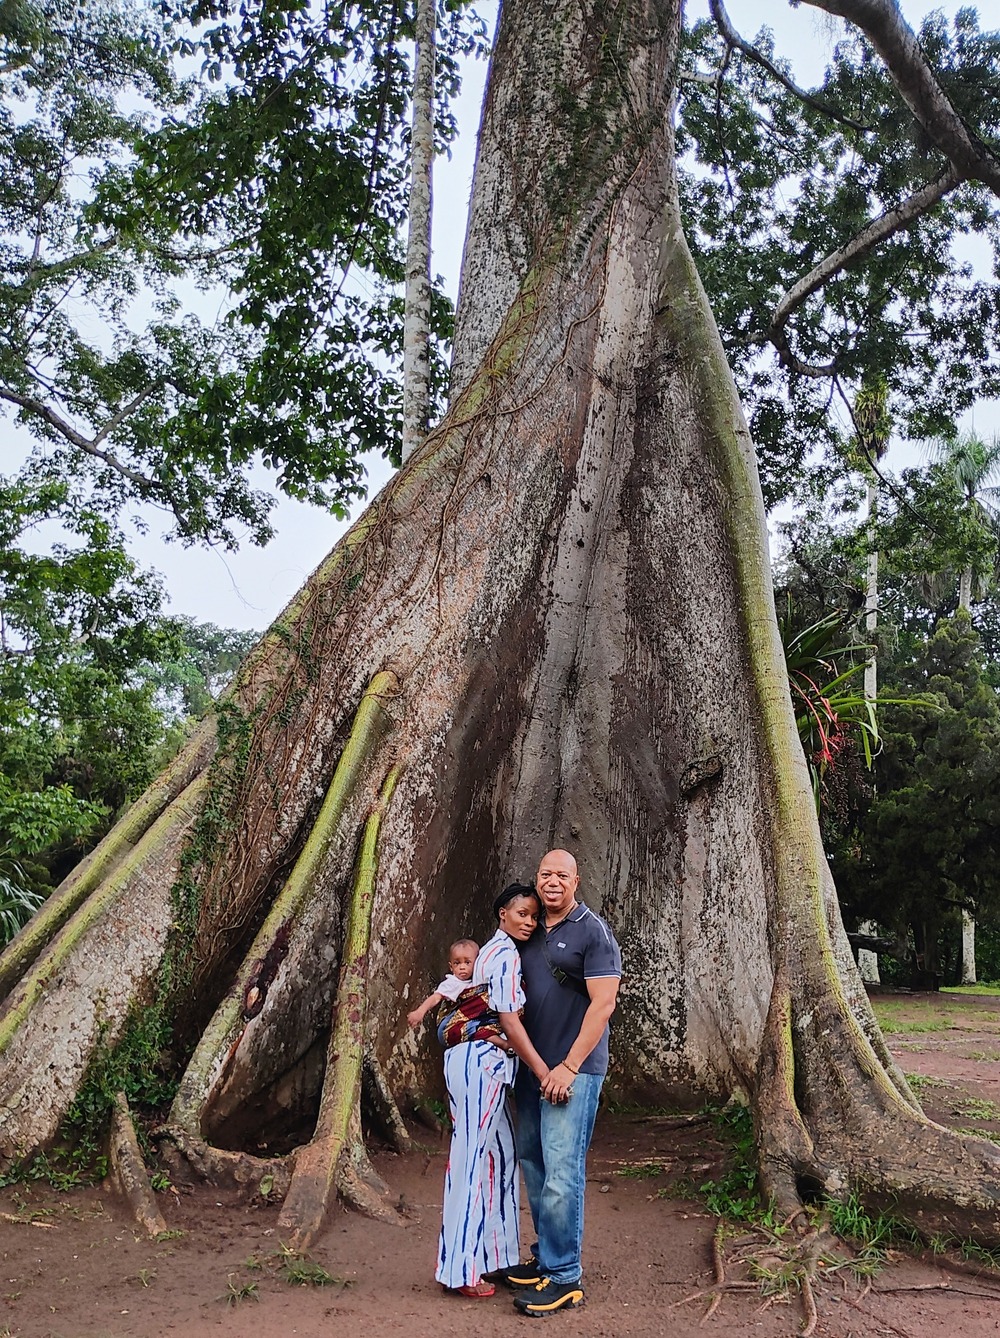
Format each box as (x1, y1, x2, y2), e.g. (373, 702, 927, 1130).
(498, 1010, 549, 1080)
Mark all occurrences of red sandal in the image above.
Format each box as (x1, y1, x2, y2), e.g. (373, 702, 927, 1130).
(455, 1281, 496, 1298)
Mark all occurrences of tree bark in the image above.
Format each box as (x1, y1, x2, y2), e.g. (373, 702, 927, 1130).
(959, 565, 973, 612)
(2, 0, 1000, 1248)
(401, 0, 435, 461)
(865, 480, 879, 704)
(962, 909, 977, 986)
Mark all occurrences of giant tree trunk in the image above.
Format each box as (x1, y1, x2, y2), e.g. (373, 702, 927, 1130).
(2, 0, 1000, 1246)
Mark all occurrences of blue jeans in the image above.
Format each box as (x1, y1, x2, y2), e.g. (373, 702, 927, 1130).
(515, 1071, 603, 1284)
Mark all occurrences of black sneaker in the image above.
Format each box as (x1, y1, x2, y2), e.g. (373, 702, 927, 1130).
(513, 1277, 585, 1316)
(490, 1258, 542, 1288)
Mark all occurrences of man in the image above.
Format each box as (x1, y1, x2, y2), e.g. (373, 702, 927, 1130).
(501, 848, 621, 1316)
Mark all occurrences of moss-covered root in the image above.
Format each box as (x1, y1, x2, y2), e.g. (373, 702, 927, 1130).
(753, 970, 829, 1218)
(107, 1092, 168, 1239)
(169, 671, 399, 1137)
(277, 766, 402, 1251)
(0, 719, 215, 1004)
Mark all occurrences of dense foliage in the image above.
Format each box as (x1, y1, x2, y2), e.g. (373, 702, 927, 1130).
(678, 9, 1000, 508)
(836, 614, 1000, 979)
(0, 476, 254, 911)
(0, 0, 482, 552)
(774, 480, 1000, 982)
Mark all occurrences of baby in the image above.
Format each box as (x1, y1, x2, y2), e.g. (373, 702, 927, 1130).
(406, 938, 479, 1030)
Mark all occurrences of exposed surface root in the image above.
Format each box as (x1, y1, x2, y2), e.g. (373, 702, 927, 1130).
(171, 671, 399, 1141)
(107, 1093, 167, 1238)
(0, 720, 215, 1004)
(678, 1221, 849, 1335)
(154, 1125, 292, 1200)
(338, 1139, 409, 1225)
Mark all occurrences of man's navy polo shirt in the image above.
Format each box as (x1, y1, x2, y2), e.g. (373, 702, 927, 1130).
(517, 902, 622, 1077)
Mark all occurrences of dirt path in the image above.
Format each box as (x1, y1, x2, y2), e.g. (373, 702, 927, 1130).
(3, 989, 1000, 1338)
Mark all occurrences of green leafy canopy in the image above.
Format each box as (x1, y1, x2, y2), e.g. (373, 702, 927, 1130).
(1, 0, 485, 548)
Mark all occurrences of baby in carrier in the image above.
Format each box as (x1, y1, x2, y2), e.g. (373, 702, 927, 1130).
(406, 939, 509, 1051)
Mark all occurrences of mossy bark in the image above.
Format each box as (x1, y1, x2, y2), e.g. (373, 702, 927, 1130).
(0, 719, 216, 1004)
(169, 672, 398, 1141)
(278, 766, 403, 1249)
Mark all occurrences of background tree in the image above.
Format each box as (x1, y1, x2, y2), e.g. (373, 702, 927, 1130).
(678, 4, 1000, 508)
(836, 613, 1000, 983)
(0, 0, 479, 551)
(0, 475, 254, 902)
(926, 431, 1000, 979)
(930, 432, 1000, 611)
(776, 483, 1000, 984)
(401, 0, 437, 462)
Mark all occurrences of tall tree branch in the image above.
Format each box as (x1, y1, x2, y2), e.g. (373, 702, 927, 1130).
(767, 164, 964, 368)
(803, 0, 1000, 197)
(0, 385, 162, 495)
(709, 0, 870, 133)
(13, 237, 117, 294)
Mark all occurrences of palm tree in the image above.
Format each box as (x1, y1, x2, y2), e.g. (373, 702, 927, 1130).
(935, 432, 1000, 611)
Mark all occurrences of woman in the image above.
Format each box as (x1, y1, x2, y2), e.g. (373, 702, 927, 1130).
(435, 884, 550, 1298)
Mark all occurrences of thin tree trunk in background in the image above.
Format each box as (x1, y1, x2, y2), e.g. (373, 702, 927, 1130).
(959, 565, 973, 611)
(959, 566, 975, 983)
(857, 920, 880, 985)
(401, 0, 435, 462)
(864, 480, 879, 703)
(961, 909, 977, 985)
(858, 480, 880, 984)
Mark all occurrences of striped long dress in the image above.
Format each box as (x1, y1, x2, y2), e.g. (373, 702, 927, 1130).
(435, 928, 524, 1289)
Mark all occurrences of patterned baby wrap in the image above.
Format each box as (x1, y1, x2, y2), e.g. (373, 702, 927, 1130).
(435, 983, 505, 1048)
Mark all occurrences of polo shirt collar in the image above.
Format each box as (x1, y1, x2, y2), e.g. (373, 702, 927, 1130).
(545, 902, 587, 930)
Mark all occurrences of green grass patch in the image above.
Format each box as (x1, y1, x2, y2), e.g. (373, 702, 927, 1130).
(953, 1126, 1000, 1144)
(904, 1073, 952, 1094)
(827, 1193, 920, 1260)
(960, 1240, 1000, 1269)
(615, 1161, 667, 1179)
(220, 1276, 259, 1306)
(686, 1104, 787, 1229)
(275, 1245, 344, 1288)
(873, 1014, 950, 1034)
(942, 984, 1000, 997)
(953, 1097, 1000, 1121)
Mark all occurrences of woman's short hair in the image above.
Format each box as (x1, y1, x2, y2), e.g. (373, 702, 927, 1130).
(493, 881, 539, 919)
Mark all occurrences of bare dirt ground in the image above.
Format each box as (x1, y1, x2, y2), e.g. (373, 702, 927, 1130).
(4, 988, 1000, 1338)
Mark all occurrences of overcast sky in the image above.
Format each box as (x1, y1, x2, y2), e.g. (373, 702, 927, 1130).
(11, 0, 999, 632)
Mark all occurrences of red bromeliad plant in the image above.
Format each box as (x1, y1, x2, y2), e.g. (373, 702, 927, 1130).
(779, 607, 879, 808)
